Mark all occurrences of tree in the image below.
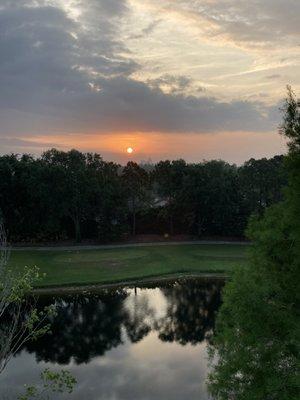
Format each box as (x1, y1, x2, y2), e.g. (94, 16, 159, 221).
(0, 154, 48, 241)
(239, 156, 286, 216)
(122, 162, 149, 236)
(18, 369, 76, 400)
(181, 161, 243, 236)
(153, 159, 187, 234)
(86, 156, 127, 242)
(0, 151, 287, 242)
(0, 216, 76, 398)
(0, 216, 49, 373)
(42, 149, 90, 243)
(207, 88, 300, 400)
(41, 149, 127, 243)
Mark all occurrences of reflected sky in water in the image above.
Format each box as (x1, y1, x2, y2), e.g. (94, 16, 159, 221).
(0, 278, 223, 399)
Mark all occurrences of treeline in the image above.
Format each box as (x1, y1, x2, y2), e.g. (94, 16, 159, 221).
(0, 149, 286, 243)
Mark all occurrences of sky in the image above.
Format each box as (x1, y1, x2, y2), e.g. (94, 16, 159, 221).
(0, 0, 299, 164)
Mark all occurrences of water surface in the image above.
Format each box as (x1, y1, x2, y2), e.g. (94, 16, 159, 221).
(0, 277, 224, 399)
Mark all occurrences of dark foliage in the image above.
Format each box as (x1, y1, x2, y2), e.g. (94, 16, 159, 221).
(208, 87, 300, 400)
(0, 149, 286, 243)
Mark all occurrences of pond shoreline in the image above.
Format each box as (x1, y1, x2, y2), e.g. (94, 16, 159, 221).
(33, 272, 228, 295)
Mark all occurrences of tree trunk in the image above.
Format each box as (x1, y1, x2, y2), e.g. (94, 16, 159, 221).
(132, 210, 136, 236)
(169, 213, 174, 235)
(74, 217, 81, 243)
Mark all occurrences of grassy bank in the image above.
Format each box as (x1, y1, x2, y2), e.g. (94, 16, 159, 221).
(9, 244, 249, 288)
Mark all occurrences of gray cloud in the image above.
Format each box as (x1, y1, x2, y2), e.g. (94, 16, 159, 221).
(0, 136, 60, 151)
(0, 74, 280, 136)
(266, 74, 282, 80)
(130, 19, 162, 40)
(147, 74, 193, 93)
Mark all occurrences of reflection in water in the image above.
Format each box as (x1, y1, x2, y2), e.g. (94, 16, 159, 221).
(123, 292, 155, 343)
(0, 278, 223, 399)
(26, 289, 130, 365)
(157, 281, 221, 345)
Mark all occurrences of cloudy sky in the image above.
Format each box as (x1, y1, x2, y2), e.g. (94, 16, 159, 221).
(0, 0, 299, 163)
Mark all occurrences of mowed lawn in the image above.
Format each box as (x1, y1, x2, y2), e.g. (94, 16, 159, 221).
(8, 244, 249, 287)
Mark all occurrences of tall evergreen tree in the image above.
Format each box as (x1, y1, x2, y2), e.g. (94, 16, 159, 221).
(208, 88, 300, 400)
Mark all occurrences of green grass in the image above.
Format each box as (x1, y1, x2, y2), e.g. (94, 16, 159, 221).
(8, 244, 249, 288)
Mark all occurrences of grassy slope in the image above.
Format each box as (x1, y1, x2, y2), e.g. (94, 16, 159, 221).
(9, 244, 249, 287)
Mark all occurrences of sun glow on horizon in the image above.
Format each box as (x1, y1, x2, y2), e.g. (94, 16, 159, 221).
(13, 131, 286, 165)
(126, 147, 134, 154)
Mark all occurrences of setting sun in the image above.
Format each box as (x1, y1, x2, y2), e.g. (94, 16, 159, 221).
(126, 147, 133, 154)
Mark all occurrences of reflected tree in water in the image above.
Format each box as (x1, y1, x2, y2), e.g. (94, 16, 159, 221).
(20, 280, 224, 366)
(155, 279, 223, 345)
(25, 290, 129, 364)
(24, 288, 155, 364)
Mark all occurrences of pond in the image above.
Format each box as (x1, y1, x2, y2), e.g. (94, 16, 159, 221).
(0, 277, 224, 399)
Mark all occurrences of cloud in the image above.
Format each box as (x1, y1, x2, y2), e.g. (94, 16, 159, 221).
(266, 74, 282, 80)
(0, 136, 60, 150)
(130, 19, 162, 40)
(139, 0, 300, 50)
(147, 74, 194, 94)
(0, 0, 288, 145)
(204, 0, 300, 49)
(0, 1, 137, 113)
(0, 73, 280, 136)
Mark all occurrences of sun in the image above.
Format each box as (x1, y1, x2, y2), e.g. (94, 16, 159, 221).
(126, 147, 133, 154)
